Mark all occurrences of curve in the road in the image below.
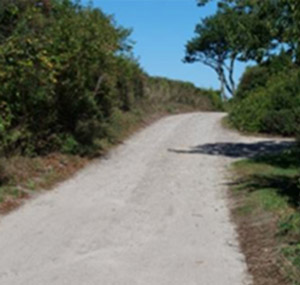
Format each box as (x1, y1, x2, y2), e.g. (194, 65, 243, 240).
(0, 112, 283, 285)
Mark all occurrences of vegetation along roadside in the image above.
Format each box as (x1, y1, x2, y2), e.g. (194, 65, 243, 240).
(187, 1, 300, 283)
(0, 0, 222, 214)
(230, 147, 300, 285)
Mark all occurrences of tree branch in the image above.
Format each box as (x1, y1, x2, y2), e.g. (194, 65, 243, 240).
(94, 74, 105, 96)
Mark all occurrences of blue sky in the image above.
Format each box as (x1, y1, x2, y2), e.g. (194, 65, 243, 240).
(82, 0, 249, 90)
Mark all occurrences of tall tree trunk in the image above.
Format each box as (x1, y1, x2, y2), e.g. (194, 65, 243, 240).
(228, 56, 236, 96)
(218, 73, 226, 101)
(219, 67, 233, 99)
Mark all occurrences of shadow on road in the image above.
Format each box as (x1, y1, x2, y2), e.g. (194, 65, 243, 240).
(169, 140, 294, 159)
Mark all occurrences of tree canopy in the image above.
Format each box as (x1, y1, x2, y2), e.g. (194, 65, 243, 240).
(186, 0, 300, 97)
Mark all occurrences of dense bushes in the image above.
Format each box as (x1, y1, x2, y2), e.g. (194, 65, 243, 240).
(235, 65, 270, 100)
(229, 55, 300, 136)
(0, 0, 220, 157)
(0, 0, 132, 155)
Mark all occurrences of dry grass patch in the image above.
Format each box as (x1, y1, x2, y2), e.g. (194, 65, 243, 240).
(0, 154, 88, 214)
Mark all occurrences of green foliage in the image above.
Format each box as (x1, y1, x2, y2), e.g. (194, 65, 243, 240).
(186, 0, 279, 97)
(0, 0, 220, 157)
(197, 0, 300, 63)
(185, 10, 239, 97)
(235, 65, 269, 99)
(191, 0, 300, 102)
(236, 53, 294, 100)
(61, 135, 79, 155)
(279, 213, 300, 240)
(230, 62, 300, 136)
(0, 0, 126, 155)
(229, 88, 272, 133)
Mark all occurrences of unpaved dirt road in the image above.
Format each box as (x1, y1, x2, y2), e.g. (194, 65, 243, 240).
(0, 112, 290, 285)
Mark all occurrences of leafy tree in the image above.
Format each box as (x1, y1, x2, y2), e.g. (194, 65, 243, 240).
(187, 0, 300, 98)
(185, 8, 258, 98)
(185, 12, 231, 99)
(197, 0, 300, 63)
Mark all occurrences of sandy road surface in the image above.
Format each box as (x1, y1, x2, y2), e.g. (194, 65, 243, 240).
(1, 112, 290, 285)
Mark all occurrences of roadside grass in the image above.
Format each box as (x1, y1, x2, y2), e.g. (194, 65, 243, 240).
(231, 148, 300, 284)
(0, 154, 88, 214)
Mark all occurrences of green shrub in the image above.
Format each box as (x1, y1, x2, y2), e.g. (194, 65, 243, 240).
(235, 53, 294, 100)
(229, 88, 272, 132)
(230, 65, 300, 136)
(61, 135, 79, 155)
(262, 108, 300, 136)
(0, 0, 143, 156)
(236, 65, 270, 99)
